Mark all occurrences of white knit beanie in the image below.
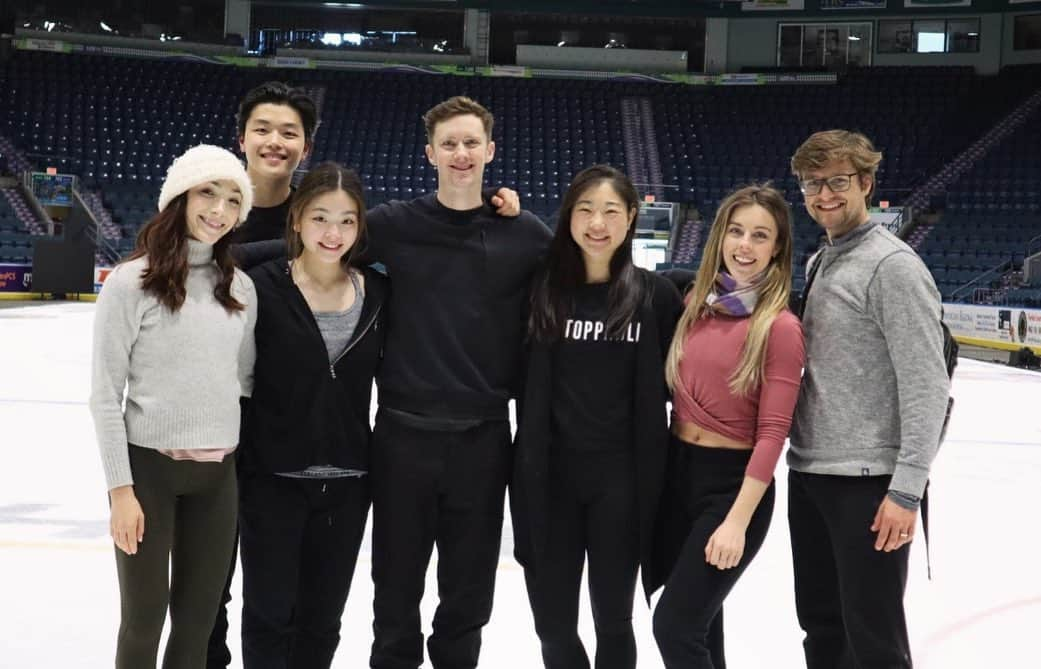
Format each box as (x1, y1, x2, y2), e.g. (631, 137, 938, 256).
(157, 144, 253, 223)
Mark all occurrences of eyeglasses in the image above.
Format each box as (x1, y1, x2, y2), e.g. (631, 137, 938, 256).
(798, 172, 860, 196)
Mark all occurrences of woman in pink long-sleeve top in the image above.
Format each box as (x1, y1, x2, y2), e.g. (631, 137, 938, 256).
(652, 184, 806, 669)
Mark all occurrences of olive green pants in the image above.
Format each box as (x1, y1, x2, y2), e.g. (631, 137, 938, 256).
(114, 446, 238, 669)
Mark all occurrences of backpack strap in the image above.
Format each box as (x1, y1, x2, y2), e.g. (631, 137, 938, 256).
(795, 251, 824, 320)
(921, 481, 932, 580)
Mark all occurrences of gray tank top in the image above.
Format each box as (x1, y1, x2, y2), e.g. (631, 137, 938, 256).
(313, 270, 364, 363)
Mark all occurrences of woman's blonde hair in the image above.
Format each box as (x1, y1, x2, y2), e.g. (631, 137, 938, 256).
(665, 184, 794, 397)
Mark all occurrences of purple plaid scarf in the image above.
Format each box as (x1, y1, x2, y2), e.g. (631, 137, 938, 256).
(705, 271, 761, 317)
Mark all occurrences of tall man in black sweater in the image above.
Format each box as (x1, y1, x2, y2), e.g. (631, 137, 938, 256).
(368, 96, 552, 669)
(209, 80, 319, 669)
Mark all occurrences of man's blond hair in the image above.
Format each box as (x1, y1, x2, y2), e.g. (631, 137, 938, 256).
(791, 130, 883, 205)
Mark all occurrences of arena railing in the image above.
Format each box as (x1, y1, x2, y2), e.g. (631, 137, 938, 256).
(950, 259, 1013, 303)
(73, 190, 120, 266)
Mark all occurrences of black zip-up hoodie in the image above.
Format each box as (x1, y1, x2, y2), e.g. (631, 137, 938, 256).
(239, 259, 389, 475)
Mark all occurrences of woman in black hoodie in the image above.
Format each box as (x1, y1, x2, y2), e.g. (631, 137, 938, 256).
(238, 163, 388, 669)
(512, 165, 682, 669)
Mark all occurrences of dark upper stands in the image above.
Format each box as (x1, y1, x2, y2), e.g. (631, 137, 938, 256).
(2, 51, 1041, 303)
(924, 69, 1041, 302)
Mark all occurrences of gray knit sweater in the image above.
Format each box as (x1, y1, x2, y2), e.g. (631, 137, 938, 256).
(89, 240, 257, 490)
(788, 221, 949, 498)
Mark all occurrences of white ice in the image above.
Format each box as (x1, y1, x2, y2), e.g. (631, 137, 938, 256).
(1, 301, 1038, 668)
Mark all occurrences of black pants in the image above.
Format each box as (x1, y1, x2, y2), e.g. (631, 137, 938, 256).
(788, 470, 912, 669)
(115, 446, 238, 669)
(206, 526, 237, 669)
(523, 448, 639, 669)
(652, 440, 775, 669)
(238, 471, 370, 669)
(369, 410, 512, 669)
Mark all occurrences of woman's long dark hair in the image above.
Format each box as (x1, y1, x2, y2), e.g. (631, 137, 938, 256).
(528, 164, 645, 344)
(126, 193, 245, 314)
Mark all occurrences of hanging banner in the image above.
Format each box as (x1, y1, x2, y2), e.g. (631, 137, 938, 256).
(742, 0, 806, 10)
(904, 0, 971, 7)
(480, 65, 531, 78)
(14, 38, 72, 53)
(270, 56, 314, 69)
(822, 0, 887, 8)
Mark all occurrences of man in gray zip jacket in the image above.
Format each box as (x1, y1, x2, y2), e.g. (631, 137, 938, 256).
(787, 130, 950, 669)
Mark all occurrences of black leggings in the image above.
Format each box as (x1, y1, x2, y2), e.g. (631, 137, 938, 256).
(114, 446, 238, 669)
(523, 448, 640, 669)
(652, 438, 775, 669)
(239, 472, 370, 669)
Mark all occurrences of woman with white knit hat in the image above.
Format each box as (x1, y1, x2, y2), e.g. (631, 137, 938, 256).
(89, 144, 257, 668)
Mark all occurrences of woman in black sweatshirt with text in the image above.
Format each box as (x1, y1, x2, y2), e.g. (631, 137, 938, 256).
(238, 163, 388, 669)
(512, 165, 683, 669)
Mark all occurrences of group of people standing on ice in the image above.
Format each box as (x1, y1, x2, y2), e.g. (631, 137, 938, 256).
(89, 80, 950, 669)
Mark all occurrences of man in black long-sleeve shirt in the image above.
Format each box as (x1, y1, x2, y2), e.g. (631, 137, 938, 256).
(368, 96, 551, 669)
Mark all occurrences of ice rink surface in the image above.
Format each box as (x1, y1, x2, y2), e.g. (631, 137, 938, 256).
(1, 301, 1038, 668)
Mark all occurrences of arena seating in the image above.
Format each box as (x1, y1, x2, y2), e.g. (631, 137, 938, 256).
(3, 50, 1041, 304)
(0, 195, 33, 263)
(0, 51, 627, 229)
(925, 73, 1041, 301)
